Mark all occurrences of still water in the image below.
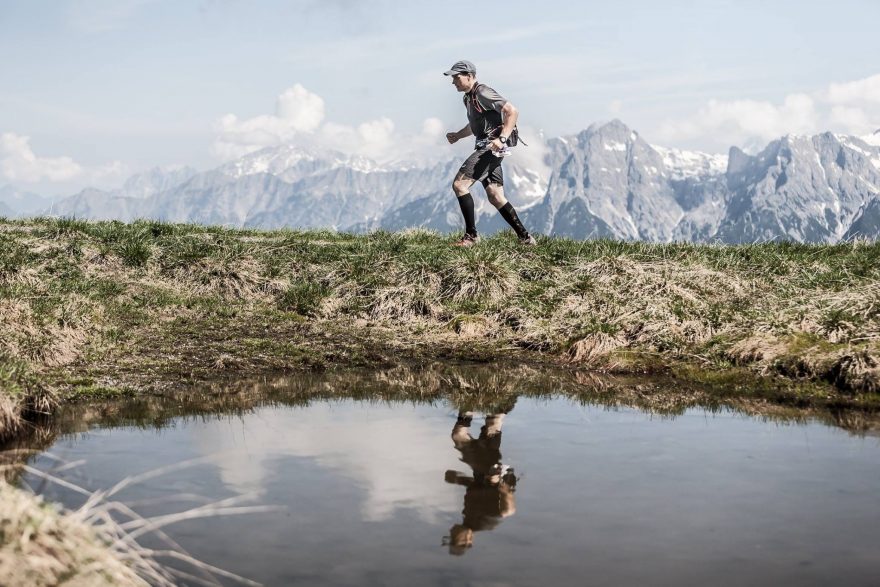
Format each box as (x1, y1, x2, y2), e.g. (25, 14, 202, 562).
(19, 373, 880, 586)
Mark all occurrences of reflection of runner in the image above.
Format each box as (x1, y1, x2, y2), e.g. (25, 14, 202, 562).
(444, 408, 518, 555)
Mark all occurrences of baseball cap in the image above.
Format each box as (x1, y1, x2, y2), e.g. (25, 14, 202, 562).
(443, 60, 476, 76)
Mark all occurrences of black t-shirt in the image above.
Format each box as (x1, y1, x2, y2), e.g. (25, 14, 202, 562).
(463, 83, 507, 141)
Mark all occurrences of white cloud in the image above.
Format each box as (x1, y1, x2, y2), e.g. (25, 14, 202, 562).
(657, 94, 818, 151)
(656, 73, 880, 152)
(827, 74, 880, 104)
(0, 133, 84, 183)
(356, 117, 395, 158)
(0, 133, 129, 192)
(274, 85, 326, 132)
(191, 403, 463, 524)
(91, 160, 130, 182)
(421, 117, 444, 138)
(212, 84, 448, 163)
(212, 84, 327, 160)
(830, 106, 872, 135)
(824, 74, 880, 137)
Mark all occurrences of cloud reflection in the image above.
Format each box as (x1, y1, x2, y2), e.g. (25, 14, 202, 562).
(190, 402, 463, 523)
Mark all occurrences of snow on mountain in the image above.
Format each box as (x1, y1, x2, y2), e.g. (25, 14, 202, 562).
(527, 120, 685, 241)
(220, 144, 390, 181)
(651, 145, 728, 180)
(861, 130, 880, 147)
(711, 131, 880, 242)
(850, 130, 880, 171)
(46, 120, 880, 243)
(118, 166, 199, 198)
(508, 170, 546, 207)
(220, 145, 330, 179)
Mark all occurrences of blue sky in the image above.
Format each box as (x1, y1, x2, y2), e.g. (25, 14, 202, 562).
(2, 0, 879, 195)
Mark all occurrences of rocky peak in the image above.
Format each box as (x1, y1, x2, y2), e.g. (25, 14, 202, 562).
(120, 166, 199, 199)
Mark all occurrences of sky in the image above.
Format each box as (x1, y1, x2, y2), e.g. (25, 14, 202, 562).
(1, 0, 879, 195)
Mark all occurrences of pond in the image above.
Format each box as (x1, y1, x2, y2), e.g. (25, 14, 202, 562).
(13, 366, 880, 586)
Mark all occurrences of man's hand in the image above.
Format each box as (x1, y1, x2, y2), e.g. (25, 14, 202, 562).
(446, 131, 460, 144)
(489, 138, 505, 152)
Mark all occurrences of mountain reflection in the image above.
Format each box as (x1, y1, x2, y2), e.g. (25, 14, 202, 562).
(444, 401, 518, 555)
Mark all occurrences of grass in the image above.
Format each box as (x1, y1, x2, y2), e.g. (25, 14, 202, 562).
(1, 453, 277, 587)
(0, 217, 878, 439)
(0, 479, 147, 586)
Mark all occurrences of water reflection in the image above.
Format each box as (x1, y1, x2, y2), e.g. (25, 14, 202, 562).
(7, 365, 880, 587)
(188, 402, 461, 523)
(445, 405, 518, 555)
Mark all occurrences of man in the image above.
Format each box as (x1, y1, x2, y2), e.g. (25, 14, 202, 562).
(444, 60, 537, 247)
(443, 406, 518, 555)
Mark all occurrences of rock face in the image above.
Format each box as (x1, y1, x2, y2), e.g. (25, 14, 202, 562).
(844, 198, 880, 240)
(519, 122, 880, 243)
(45, 122, 880, 242)
(48, 146, 546, 233)
(118, 166, 199, 199)
(525, 121, 690, 240)
(714, 134, 880, 243)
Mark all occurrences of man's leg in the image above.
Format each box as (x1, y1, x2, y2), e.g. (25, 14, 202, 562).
(485, 182, 533, 243)
(481, 413, 505, 438)
(452, 171, 478, 240)
(452, 411, 475, 449)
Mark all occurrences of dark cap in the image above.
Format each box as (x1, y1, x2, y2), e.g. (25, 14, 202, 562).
(443, 60, 476, 76)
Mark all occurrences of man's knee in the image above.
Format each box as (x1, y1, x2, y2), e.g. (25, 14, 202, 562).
(485, 183, 507, 208)
(452, 175, 473, 196)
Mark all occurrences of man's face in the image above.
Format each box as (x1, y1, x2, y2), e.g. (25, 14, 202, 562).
(451, 72, 475, 92)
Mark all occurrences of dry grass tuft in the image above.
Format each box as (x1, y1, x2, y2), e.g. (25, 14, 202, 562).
(827, 350, 880, 394)
(1, 454, 281, 587)
(566, 333, 627, 367)
(171, 256, 281, 300)
(728, 333, 788, 366)
(451, 315, 493, 338)
(369, 282, 444, 321)
(0, 395, 24, 441)
(0, 480, 146, 587)
(441, 252, 519, 305)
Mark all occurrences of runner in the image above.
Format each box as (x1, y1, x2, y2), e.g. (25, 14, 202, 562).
(444, 60, 537, 247)
(443, 407, 518, 555)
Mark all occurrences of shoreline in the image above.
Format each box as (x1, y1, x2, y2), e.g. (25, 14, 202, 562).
(2, 217, 879, 442)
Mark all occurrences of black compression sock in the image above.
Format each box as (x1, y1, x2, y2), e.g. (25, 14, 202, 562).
(498, 202, 529, 238)
(457, 193, 477, 237)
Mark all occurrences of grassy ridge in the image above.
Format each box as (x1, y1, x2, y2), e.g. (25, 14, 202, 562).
(1, 216, 879, 437)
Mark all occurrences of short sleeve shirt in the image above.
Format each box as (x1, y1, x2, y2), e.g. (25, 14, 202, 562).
(464, 83, 507, 141)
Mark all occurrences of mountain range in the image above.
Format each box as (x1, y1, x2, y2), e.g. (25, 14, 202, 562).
(5, 120, 880, 243)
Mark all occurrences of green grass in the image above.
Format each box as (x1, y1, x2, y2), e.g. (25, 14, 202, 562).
(1, 216, 879, 440)
(277, 280, 329, 316)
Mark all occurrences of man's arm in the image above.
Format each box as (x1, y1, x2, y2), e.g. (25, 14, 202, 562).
(491, 102, 519, 151)
(447, 125, 473, 144)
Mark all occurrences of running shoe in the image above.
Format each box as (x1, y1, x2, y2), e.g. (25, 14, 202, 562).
(452, 234, 481, 247)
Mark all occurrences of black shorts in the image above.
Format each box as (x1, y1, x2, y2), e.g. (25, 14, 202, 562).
(458, 148, 504, 187)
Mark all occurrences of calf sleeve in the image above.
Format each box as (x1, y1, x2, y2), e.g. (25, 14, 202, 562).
(498, 202, 529, 238)
(457, 192, 477, 237)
